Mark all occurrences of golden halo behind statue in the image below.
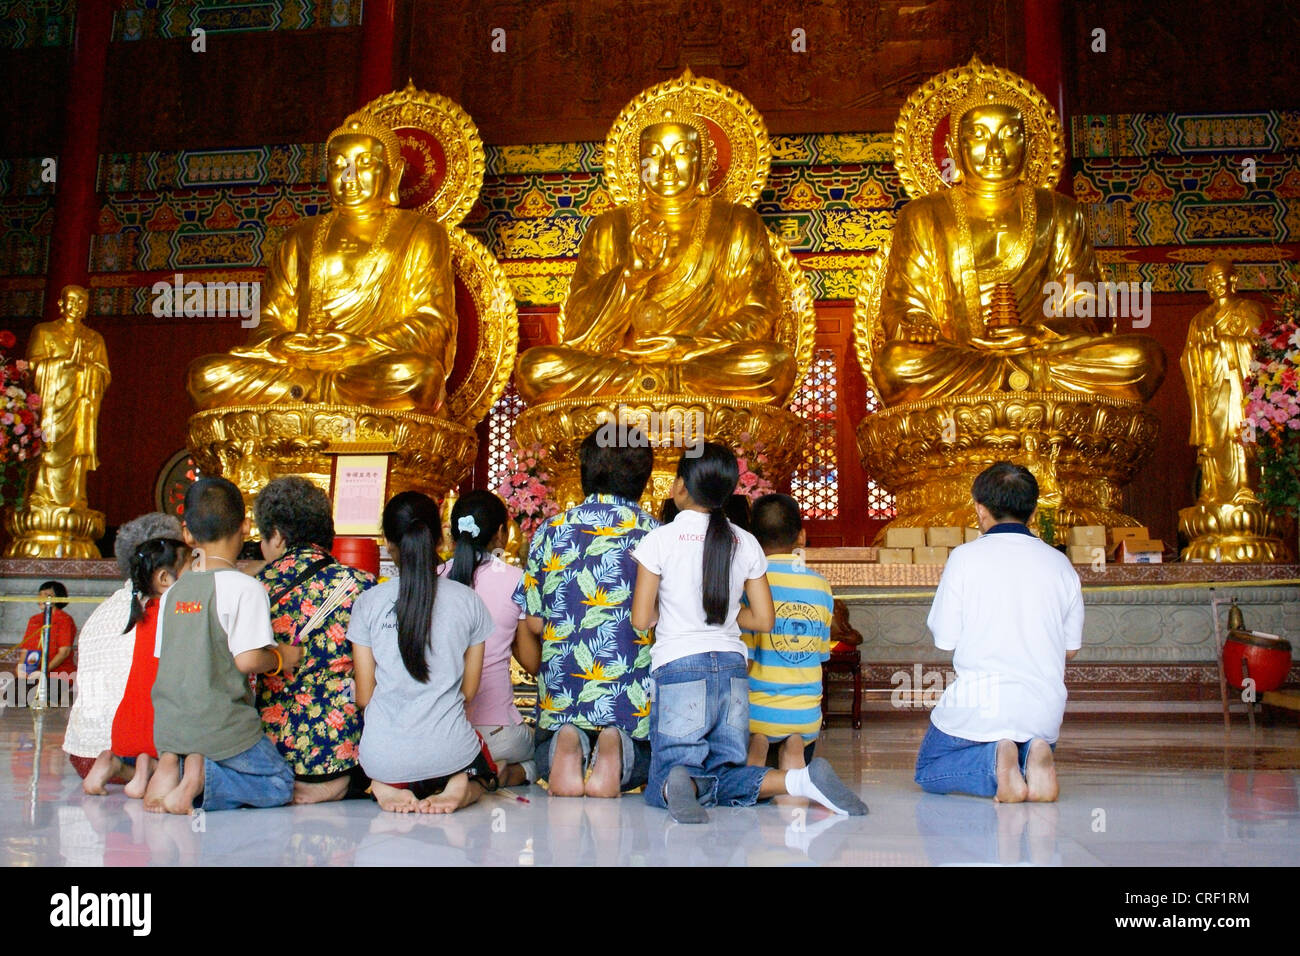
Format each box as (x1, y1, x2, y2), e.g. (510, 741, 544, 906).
(364, 81, 485, 227)
(604, 68, 771, 209)
(892, 55, 1066, 200)
(444, 225, 518, 426)
(852, 237, 891, 392)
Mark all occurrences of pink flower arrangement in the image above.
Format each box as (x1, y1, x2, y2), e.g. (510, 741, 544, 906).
(733, 432, 776, 501)
(1243, 263, 1300, 512)
(0, 329, 43, 509)
(497, 440, 561, 537)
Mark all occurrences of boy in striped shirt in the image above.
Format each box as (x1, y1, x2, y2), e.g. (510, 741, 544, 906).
(742, 494, 835, 770)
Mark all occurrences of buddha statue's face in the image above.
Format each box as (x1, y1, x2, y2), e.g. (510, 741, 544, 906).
(1204, 262, 1235, 299)
(327, 134, 396, 211)
(59, 285, 87, 322)
(640, 122, 703, 201)
(955, 104, 1026, 187)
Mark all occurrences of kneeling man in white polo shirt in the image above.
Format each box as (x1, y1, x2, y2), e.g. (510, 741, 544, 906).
(914, 462, 1083, 802)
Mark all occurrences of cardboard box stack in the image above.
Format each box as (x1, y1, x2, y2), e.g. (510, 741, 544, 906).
(1108, 526, 1163, 563)
(914, 546, 950, 565)
(926, 527, 963, 548)
(964, 527, 981, 543)
(1065, 525, 1106, 565)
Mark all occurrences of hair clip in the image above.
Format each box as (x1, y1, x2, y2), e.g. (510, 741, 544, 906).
(457, 515, 480, 537)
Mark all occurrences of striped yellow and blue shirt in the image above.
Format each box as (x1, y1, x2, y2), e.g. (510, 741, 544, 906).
(741, 554, 834, 741)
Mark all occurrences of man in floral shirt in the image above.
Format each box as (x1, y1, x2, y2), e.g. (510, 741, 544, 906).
(254, 477, 375, 804)
(514, 428, 657, 797)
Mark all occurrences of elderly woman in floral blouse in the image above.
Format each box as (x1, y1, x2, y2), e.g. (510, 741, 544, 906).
(254, 476, 375, 804)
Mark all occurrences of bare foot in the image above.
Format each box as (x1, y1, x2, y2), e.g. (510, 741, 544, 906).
(124, 755, 153, 799)
(420, 772, 473, 813)
(1025, 739, 1059, 802)
(547, 724, 585, 797)
(496, 762, 528, 788)
(163, 753, 204, 814)
(993, 739, 1028, 803)
(145, 753, 180, 812)
(585, 727, 622, 798)
(292, 776, 349, 804)
(372, 781, 420, 813)
(83, 750, 121, 796)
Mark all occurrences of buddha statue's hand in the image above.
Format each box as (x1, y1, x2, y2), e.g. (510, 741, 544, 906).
(970, 325, 1047, 353)
(266, 330, 371, 366)
(620, 334, 682, 358)
(625, 220, 670, 285)
(902, 317, 941, 345)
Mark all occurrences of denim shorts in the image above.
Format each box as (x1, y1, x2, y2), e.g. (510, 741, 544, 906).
(199, 735, 294, 812)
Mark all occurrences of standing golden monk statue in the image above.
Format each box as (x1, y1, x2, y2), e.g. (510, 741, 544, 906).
(515, 112, 794, 403)
(1178, 258, 1291, 562)
(4, 284, 110, 557)
(187, 110, 456, 416)
(855, 58, 1166, 535)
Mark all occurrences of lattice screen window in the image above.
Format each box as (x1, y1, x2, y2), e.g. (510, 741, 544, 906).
(789, 349, 840, 520)
(485, 382, 524, 493)
(861, 382, 897, 519)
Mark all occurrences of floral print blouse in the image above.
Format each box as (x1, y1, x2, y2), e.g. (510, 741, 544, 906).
(256, 544, 375, 777)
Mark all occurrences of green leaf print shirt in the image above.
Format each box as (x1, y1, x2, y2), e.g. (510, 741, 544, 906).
(512, 494, 658, 739)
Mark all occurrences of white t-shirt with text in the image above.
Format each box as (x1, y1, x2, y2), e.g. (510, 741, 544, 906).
(631, 510, 767, 671)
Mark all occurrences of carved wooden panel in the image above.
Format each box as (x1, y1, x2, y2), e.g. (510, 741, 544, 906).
(407, 0, 1026, 143)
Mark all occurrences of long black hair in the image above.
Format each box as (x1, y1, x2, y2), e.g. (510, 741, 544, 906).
(382, 491, 441, 683)
(123, 537, 187, 633)
(447, 490, 509, 588)
(677, 443, 740, 625)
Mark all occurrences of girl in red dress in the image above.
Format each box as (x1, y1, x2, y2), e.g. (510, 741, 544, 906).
(83, 538, 188, 798)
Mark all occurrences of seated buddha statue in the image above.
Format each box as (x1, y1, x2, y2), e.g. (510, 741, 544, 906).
(515, 114, 796, 404)
(187, 110, 456, 416)
(873, 90, 1165, 406)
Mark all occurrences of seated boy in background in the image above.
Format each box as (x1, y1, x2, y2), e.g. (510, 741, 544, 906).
(742, 494, 835, 770)
(145, 476, 303, 814)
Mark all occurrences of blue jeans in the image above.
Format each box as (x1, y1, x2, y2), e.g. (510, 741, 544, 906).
(200, 736, 294, 812)
(914, 721, 1054, 798)
(645, 652, 768, 810)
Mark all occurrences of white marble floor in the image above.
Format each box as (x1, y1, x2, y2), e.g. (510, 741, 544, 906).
(4, 709, 1300, 866)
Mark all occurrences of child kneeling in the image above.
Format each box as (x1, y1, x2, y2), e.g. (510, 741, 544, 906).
(630, 444, 868, 824)
(348, 492, 497, 813)
(146, 477, 303, 814)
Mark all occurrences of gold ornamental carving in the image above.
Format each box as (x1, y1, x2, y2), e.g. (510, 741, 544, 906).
(514, 395, 806, 511)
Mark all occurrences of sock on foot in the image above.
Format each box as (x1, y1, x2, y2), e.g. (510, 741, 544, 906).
(664, 766, 708, 824)
(785, 758, 868, 816)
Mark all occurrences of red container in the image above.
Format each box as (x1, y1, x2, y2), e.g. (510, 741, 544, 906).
(332, 536, 381, 577)
(1222, 630, 1292, 693)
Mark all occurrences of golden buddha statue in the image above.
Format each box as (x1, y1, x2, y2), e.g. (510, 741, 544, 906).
(511, 72, 814, 508)
(1177, 258, 1290, 562)
(855, 58, 1166, 535)
(873, 92, 1165, 405)
(515, 115, 795, 404)
(186, 110, 456, 416)
(4, 284, 110, 557)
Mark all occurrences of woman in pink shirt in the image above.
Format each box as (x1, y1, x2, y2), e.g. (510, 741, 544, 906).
(440, 491, 535, 786)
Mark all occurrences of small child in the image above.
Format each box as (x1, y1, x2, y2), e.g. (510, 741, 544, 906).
(83, 537, 188, 797)
(441, 490, 535, 787)
(15, 581, 77, 689)
(349, 491, 497, 813)
(630, 443, 868, 824)
(144, 477, 303, 814)
(742, 494, 834, 770)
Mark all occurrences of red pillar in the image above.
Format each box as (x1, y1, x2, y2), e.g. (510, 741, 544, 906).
(43, 0, 113, 319)
(358, 0, 398, 104)
(1022, 0, 1073, 194)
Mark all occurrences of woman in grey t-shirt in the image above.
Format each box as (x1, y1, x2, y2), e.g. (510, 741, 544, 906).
(348, 492, 495, 813)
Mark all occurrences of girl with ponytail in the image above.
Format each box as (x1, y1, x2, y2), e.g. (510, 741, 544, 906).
(630, 444, 868, 823)
(84, 537, 188, 798)
(348, 491, 501, 813)
(439, 491, 536, 786)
